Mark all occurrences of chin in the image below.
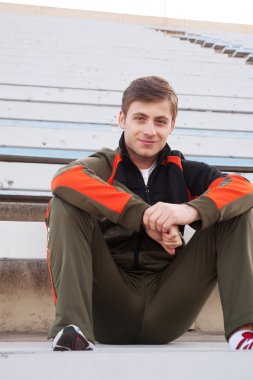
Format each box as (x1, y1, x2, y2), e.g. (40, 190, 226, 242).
(138, 150, 158, 159)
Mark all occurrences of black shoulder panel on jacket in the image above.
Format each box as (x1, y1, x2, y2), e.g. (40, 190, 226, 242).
(182, 159, 225, 198)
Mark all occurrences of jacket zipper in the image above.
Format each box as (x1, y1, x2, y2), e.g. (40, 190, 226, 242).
(134, 183, 152, 269)
(145, 185, 151, 204)
(133, 167, 155, 270)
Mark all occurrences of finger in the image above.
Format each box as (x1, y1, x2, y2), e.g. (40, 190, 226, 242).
(161, 217, 176, 233)
(161, 243, 175, 255)
(155, 215, 171, 232)
(143, 207, 153, 227)
(148, 209, 163, 231)
(163, 240, 181, 249)
(143, 206, 160, 229)
(162, 234, 178, 243)
(162, 229, 177, 239)
(162, 233, 183, 248)
(163, 232, 178, 240)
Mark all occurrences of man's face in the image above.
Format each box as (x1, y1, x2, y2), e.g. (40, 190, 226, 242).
(119, 99, 175, 168)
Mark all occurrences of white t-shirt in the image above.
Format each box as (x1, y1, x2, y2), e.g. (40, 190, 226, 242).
(139, 161, 157, 185)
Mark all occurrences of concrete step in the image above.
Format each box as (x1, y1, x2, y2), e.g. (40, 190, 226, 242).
(0, 332, 251, 380)
(0, 258, 224, 334)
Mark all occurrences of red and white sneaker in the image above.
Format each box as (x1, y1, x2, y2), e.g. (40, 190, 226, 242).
(52, 325, 95, 351)
(229, 330, 253, 351)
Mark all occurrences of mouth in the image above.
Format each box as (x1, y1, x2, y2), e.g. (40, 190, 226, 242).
(138, 139, 157, 146)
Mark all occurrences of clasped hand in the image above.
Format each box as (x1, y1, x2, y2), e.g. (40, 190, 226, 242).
(143, 202, 199, 255)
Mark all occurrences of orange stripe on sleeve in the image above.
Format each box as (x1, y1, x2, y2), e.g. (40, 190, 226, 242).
(206, 176, 224, 190)
(107, 154, 123, 185)
(205, 175, 253, 209)
(51, 166, 132, 214)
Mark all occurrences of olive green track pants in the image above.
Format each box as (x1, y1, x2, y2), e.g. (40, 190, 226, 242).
(47, 197, 253, 344)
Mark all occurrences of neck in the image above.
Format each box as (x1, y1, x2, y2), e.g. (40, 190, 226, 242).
(126, 147, 157, 169)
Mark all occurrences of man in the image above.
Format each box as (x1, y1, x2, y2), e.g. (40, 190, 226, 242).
(46, 76, 253, 351)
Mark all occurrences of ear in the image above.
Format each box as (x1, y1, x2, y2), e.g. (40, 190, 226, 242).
(169, 118, 175, 134)
(119, 111, 125, 130)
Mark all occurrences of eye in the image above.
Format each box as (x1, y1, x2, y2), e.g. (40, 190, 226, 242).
(156, 119, 167, 125)
(134, 116, 145, 122)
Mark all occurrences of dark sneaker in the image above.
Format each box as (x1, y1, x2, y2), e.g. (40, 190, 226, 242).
(52, 325, 95, 351)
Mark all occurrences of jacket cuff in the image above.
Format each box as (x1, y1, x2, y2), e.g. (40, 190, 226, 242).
(187, 196, 219, 230)
(119, 200, 149, 232)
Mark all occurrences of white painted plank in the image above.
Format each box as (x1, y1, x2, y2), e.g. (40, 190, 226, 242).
(0, 46, 248, 69)
(1, 101, 253, 128)
(1, 72, 253, 98)
(0, 47, 239, 64)
(1, 80, 252, 99)
(0, 126, 121, 150)
(0, 162, 60, 191)
(0, 163, 252, 194)
(1, 125, 253, 153)
(0, 87, 122, 107)
(0, 222, 46, 259)
(0, 85, 252, 113)
(2, 129, 253, 160)
(177, 111, 253, 131)
(1, 109, 253, 131)
(170, 135, 253, 158)
(0, 101, 120, 124)
(1, 61, 252, 81)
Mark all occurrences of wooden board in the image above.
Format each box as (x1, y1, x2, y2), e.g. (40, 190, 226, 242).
(0, 221, 46, 259)
(1, 53, 251, 77)
(0, 85, 252, 113)
(0, 161, 252, 194)
(1, 73, 252, 98)
(0, 101, 253, 128)
(0, 162, 60, 191)
(1, 126, 253, 158)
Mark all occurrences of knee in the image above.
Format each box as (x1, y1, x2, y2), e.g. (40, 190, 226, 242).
(229, 208, 253, 229)
(48, 197, 95, 230)
(240, 208, 253, 222)
(48, 197, 72, 226)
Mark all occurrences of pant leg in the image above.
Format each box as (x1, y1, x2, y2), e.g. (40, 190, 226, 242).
(47, 197, 146, 343)
(138, 225, 217, 344)
(217, 208, 253, 339)
(138, 209, 253, 344)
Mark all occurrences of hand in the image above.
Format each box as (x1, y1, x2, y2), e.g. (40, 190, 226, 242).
(143, 202, 199, 233)
(145, 225, 183, 255)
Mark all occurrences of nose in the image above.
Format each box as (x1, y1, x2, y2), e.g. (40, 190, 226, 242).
(143, 122, 156, 136)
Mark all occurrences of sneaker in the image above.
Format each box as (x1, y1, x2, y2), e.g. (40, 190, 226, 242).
(229, 330, 253, 350)
(52, 325, 95, 351)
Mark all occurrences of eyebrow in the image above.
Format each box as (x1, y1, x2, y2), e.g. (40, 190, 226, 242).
(133, 112, 148, 117)
(155, 116, 169, 120)
(132, 112, 169, 120)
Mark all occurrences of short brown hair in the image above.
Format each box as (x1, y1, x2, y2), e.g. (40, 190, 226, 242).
(121, 76, 178, 119)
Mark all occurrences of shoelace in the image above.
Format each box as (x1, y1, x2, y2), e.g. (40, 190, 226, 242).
(236, 332, 253, 350)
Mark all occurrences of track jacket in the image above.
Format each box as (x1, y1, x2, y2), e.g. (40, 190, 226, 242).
(51, 133, 253, 270)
